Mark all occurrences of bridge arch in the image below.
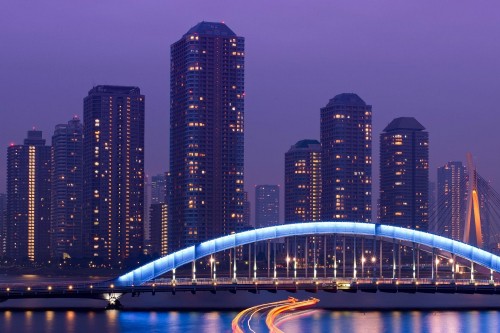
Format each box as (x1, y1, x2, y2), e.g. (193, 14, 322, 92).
(116, 222, 500, 286)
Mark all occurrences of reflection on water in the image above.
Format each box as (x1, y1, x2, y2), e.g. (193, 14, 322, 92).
(0, 309, 499, 333)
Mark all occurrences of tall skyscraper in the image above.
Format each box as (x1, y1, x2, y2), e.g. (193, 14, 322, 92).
(320, 93, 372, 222)
(6, 130, 51, 261)
(437, 162, 466, 240)
(379, 117, 429, 230)
(169, 22, 245, 252)
(0, 193, 6, 256)
(285, 139, 322, 223)
(255, 185, 280, 228)
(51, 117, 83, 259)
(83, 85, 145, 262)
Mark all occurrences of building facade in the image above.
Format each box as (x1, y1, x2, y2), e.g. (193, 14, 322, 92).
(83, 85, 145, 262)
(6, 130, 51, 261)
(255, 185, 280, 228)
(149, 203, 168, 256)
(51, 116, 84, 259)
(379, 117, 429, 230)
(437, 162, 466, 240)
(284, 139, 321, 223)
(169, 22, 245, 252)
(151, 174, 167, 204)
(320, 93, 372, 222)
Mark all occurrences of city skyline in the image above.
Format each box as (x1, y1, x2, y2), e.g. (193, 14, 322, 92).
(1, 1, 500, 214)
(3, 2, 500, 330)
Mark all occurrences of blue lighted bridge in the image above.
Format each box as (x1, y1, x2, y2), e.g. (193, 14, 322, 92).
(2, 222, 500, 309)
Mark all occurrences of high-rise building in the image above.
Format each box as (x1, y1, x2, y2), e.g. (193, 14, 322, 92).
(51, 117, 83, 259)
(151, 174, 167, 204)
(379, 117, 429, 230)
(437, 162, 466, 240)
(149, 203, 168, 256)
(169, 22, 245, 252)
(6, 130, 51, 261)
(0, 193, 6, 256)
(83, 85, 145, 262)
(320, 93, 372, 222)
(285, 139, 321, 223)
(144, 173, 166, 253)
(255, 185, 280, 228)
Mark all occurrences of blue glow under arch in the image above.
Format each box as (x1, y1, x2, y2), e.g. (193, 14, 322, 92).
(116, 222, 500, 286)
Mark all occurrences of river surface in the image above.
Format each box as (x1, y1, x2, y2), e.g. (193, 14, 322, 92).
(1, 309, 499, 333)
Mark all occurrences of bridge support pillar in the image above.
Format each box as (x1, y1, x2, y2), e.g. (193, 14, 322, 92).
(253, 242, 257, 281)
(412, 242, 416, 281)
(392, 239, 396, 280)
(451, 254, 455, 281)
(248, 244, 251, 279)
(361, 238, 365, 278)
(372, 237, 377, 279)
(233, 246, 237, 282)
(417, 245, 420, 279)
(305, 237, 308, 278)
(431, 248, 436, 281)
(343, 236, 346, 278)
(324, 235, 327, 278)
(313, 236, 317, 280)
(273, 241, 277, 280)
(353, 236, 357, 280)
(294, 236, 297, 280)
(267, 240, 271, 279)
(379, 239, 383, 279)
(333, 234, 337, 280)
(398, 240, 402, 279)
(286, 238, 290, 278)
(192, 261, 196, 283)
(471, 261, 475, 283)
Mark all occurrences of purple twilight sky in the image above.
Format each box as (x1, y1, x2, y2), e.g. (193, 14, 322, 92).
(1, 1, 500, 218)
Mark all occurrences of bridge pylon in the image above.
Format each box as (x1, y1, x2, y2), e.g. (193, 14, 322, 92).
(463, 152, 483, 248)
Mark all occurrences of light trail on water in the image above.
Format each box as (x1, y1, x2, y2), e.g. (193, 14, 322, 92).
(265, 298, 320, 333)
(231, 298, 296, 333)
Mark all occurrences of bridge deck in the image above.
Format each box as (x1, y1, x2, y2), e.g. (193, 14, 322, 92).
(1, 278, 499, 300)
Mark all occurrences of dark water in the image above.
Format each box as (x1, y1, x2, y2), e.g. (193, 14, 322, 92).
(0, 309, 499, 333)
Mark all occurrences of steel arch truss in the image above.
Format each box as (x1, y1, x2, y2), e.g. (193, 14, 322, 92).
(116, 222, 500, 286)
